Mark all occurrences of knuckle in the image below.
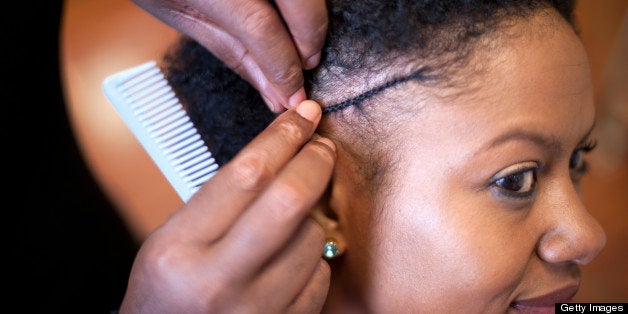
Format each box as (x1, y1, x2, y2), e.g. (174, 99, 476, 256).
(264, 180, 313, 225)
(241, 7, 276, 39)
(268, 63, 303, 88)
(239, 5, 303, 89)
(230, 154, 272, 191)
(271, 117, 308, 143)
(308, 141, 336, 167)
(269, 179, 306, 216)
(141, 239, 181, 277)
(140, 244, 204, 292)
(139, 237, 237, 311)
(144, 243, 233, 311)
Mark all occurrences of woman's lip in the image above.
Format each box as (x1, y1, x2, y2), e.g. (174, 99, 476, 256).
(511, 284, 579, 308)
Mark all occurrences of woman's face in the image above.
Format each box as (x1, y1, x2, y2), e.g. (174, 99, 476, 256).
(326, 11, 606, 313)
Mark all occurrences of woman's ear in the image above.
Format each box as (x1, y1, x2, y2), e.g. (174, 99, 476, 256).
(311, 185, 346, 259)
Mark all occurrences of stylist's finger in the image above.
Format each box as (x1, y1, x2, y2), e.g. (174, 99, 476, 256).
(246, 218, 327, 312)
(131, 0, 328, 111)
(218, 135, 335, 269)
(287, 259, 330, 314)
(274, 0, 328, 69)
(175, 100, 325, 242)
(214, 0, 313, 110)
(194, 22, 306, 113)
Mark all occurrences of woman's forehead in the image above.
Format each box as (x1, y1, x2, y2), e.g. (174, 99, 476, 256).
(385, 10, 594, 162)
(319, 9, 595, 179)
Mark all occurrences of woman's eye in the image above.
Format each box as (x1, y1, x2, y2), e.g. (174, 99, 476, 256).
(491, 162, 539, 199)
(569, 149, 589, 182)
(570, 138, 596, 182)
(569, 150, 583, 169)
(494, 170, 536, 194)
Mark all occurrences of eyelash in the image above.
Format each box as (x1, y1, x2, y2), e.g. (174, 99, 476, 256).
(490, 163, 540, 199)
(490, 138, 598, 200)
(570, 138, 597, 181)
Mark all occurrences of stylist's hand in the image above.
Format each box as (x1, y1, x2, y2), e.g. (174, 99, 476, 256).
(119, 100, 335, 314)
(131, 0, 328, 112)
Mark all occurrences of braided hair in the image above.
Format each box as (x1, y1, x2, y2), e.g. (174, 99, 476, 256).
(162, 0, 576, 166)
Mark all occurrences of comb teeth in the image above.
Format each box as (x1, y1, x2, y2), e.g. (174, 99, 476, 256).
(103, 61, 219, 202)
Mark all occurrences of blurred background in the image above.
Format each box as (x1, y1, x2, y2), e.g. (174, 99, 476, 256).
(9, 0, 626, 312)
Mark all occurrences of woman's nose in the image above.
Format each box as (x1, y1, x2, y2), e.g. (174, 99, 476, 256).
(537, 178, 607, 265)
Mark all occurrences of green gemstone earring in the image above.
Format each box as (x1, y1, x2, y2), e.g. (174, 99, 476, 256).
(323, 239, 341, 259)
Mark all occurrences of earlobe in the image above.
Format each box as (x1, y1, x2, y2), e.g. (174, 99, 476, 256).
(311, 190, 346, 259)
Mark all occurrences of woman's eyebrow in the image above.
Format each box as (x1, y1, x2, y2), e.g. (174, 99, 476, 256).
(486, 129, 562, 153)
(484, 120, 596, 153)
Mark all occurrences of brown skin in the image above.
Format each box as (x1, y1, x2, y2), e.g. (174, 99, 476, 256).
(319, 10, 606, 313)
(121, 7, 605, 314)
(120, 101, 336, 313)
(131, 0, 328, 112)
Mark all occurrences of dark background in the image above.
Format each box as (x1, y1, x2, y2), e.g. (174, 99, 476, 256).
(6, 1, 137, 312)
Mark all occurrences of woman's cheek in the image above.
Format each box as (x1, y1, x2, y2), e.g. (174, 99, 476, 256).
(430, 193, 531, 306)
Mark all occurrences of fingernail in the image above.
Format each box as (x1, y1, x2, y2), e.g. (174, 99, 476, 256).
(296, 100, 321, 122)
(304, 52, 322, 69)
(288, 88, 307, 108)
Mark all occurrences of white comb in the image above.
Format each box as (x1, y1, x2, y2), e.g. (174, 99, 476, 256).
(102, 61, 219, 202)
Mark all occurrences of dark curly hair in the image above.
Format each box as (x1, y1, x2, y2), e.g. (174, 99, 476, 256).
(161, 0, 576, 167)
